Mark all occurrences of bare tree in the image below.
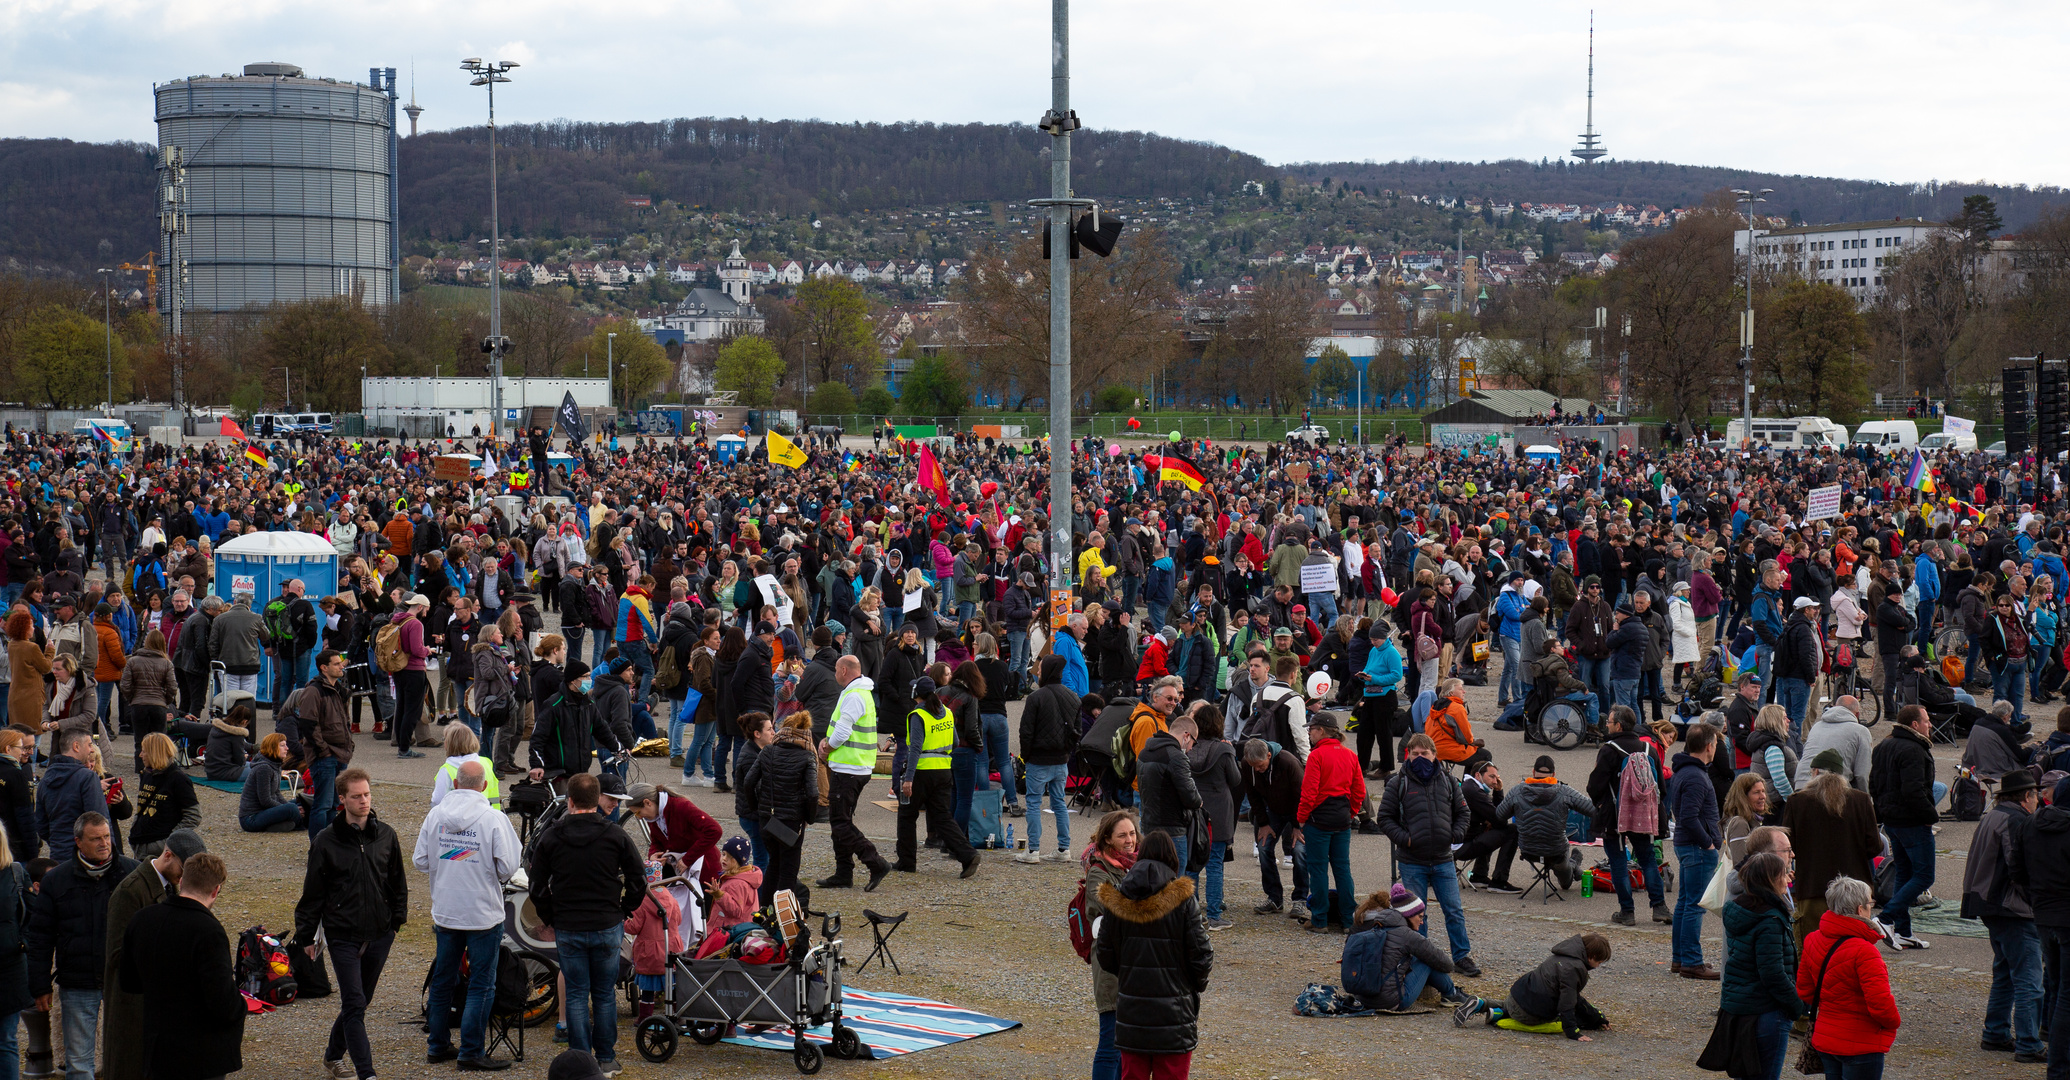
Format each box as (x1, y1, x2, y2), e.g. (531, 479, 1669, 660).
(1609, 198, 1739, 428)
(1226, 271, 1327, 413)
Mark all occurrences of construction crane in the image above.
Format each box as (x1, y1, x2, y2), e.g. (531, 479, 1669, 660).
(114, 257, 156, 313)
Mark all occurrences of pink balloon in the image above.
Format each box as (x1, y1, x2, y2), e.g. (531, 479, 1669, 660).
(1106, 445, 1123, 457)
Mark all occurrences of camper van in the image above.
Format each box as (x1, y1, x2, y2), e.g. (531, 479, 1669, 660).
(72, 418, 131, 441)
(1724, 417, 1849, 449)
(1851, 420, 1920, 454)
(1917, 430, 1979, 454)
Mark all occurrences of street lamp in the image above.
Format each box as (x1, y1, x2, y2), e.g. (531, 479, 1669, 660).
(1732, 187, 1772, 446)
(804, 339, 819, 420)
(606, 332, 616, 414)
(462, 57, 519, 439)
(95, 268, 113, 413)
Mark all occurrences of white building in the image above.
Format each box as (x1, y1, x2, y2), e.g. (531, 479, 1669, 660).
(1736, 218, 1946, 302)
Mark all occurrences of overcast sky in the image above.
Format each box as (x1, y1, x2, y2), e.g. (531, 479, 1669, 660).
(3, 0, 2062, 187)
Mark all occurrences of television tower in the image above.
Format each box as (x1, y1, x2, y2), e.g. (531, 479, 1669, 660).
(1571, 12, 1607, 163)
(403, 63, 424, 136)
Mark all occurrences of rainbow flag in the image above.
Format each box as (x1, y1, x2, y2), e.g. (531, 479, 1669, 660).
(1904, 449, 1934, 493)
(89, 424, 114, 448)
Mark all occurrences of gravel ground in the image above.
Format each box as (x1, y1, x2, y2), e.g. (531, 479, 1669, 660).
(102, 607, 2022, 1080)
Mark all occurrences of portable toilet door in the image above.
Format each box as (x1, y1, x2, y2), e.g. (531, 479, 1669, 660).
(210, 531, 340, 705)
(714, 434, 747, 464)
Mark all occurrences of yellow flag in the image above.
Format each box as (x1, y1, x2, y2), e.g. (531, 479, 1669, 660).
(766, 430, 808, 468)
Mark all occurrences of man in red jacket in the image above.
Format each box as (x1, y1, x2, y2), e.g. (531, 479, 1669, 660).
(1296, 713, 1366, 932)
(624, 782, 723, 887)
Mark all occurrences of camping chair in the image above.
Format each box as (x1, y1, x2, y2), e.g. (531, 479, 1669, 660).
(1516, 853, 1569, 905)
(858, 909, 909, 975)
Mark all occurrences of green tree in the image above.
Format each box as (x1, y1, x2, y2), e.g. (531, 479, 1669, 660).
(1094, 384, 1137, 413)
(1951, 195, 2004, 245)
(1311, 344, 1358, 404)
(713, 335, 786, 407)
(1761, 278, 1870, 418)
(899, 354, 967, 418)
(18, 303, 125, 408)
(806, 378, 855, 419)
(858, 385, 896, 417)
(581, 317, 669, 409)
(793, 277, 881, 390)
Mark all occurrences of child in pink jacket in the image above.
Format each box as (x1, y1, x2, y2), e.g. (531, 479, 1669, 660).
(700, 837, 765, 956)
(623, 862, 684, 1020)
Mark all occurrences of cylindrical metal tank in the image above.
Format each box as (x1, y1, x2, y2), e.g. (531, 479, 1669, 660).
(154, 61, 396, 316)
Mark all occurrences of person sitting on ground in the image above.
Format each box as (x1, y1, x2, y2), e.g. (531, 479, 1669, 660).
(1340, 882, 1466, 1012)
(1453, 933, 1615, 1040)
(238, 732, 304, 833)
(1426, 678, 1490, 773)
(1493, 755, 1596, 890)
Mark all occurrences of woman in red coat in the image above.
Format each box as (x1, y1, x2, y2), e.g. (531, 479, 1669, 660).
(627, 784, 725, 887)
(1796, 875, 1901, 1076)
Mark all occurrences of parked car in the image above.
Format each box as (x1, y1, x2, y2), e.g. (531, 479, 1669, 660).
(1986, 440, 2006, 458)
(1286, 424, 1332, 447)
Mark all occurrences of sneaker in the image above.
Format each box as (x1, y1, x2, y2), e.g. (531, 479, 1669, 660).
(1484, 882, 1523, 895)
(1871, 917, 1905, 950)
(553, 1024, 569, 1044)
(712, 781, 732, 794)
(1005, 803, 1025, 817)
(1900, 934, 1931, 950)
(1610, 909, 1636, 926)
(1014, 851, 1041, 865)
(1280, 856, 1294, 868)
(1652, 904, 1674, 925)
(1453, 956, 1482, 978)
(398, 749, 425, 759)
(2016, 1051, 2048, 1064)
(597, 1061, 623, 1078)
(1046, 848, 1071, 862)
(669, 754, 685, 768)
(1205, 917, 1234, 931)
(1911, 891, 1942, 910)
(1452, 996, 1487, 1026)
(1288, 903, 1312, 923)
(1254, 899, 1284, 915)
(325, 1060, 354, 1079)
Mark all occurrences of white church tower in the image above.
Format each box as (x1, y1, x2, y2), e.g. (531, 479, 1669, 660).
(718, 240, 753, 303)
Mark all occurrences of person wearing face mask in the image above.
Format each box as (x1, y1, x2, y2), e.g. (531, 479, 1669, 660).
(529, 661, 624, 793)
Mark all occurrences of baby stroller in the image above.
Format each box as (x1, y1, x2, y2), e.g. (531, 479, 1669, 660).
(634, 895, 862, 1074)
(1451, 613, 1490, 687)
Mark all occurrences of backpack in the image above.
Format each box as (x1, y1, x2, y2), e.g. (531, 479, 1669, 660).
(276, 687, 314, 743)
(1339, 927, 1403, 1003)
(1615, 749, 1660, 834)
(375, 623, 409, 673)
(1066, 879, 1095, 963)
(1109, 720, 1142, 784)
(1950, 773, 1987, 821)
(235, 926, 298, 1007)
(653, 640, 683, 692)
(261, 597, 293, 647)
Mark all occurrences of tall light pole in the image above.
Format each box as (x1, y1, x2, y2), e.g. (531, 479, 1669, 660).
(462, 58, 518, 440)
(1030, 0, 1091, 626)
(96, 268, 113, 413)
(804, 339, 819, 420)
(1732, 187, 1771, 445)
(606, 332, 616, 413)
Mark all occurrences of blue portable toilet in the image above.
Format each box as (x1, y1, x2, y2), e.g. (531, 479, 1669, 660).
(714, 434, 747, 464)
(211, 531, 339, 705)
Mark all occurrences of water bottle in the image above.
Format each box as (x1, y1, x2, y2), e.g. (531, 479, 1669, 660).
(1005, 823, 1016, 851)
(1580, 868, 1594, 898)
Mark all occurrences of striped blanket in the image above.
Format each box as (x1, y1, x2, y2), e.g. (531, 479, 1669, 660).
(724, 988, 1019, 1057)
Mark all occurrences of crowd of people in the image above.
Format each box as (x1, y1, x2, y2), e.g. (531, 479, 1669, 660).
(0, 416, 2058, 1078)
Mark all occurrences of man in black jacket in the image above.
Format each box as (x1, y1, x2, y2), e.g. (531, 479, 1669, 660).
(529, 772, 647, 1072)
(1870, 705, 1942, 949)
(558, 564, 591, 641)
(118, 853, 244, 1080)
(28, 813, 134, 1080)
(1377, 734, 1478, 976)
(1017, 655, 1080, 863)
(294, 768, 409, 1080)
(269, 577, 321, 706)
(794, 625, 844, 743)
(1875, 590, 1917, 721)
(530, 660, 622, 786)
(1773, 596, 1822, 740)
(1136, 716, 1203, 860)
(1242, 739, 1308, 919)
(1454, 759, 1519, 894)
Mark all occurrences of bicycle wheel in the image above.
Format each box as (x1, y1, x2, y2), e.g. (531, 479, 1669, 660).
(1933, 626, 1966, 662)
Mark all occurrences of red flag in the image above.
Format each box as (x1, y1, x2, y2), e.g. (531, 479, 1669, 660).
(220, 417, 248, 441)
(916, 444, 951, 510)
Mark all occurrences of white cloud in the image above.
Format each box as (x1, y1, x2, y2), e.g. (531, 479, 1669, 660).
(1, 0, 2063, 186)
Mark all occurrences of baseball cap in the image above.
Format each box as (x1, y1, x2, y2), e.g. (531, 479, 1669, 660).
(1793, 596, 1820, 609)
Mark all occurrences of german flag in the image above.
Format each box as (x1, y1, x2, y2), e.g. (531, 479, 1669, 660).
(244, 442, 270, 469)
(1142, 453, 1206, 491)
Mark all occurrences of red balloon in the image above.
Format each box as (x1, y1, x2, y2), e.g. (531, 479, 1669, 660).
(1126, 417, 1141, 430)
(1380, 587, 1400, 607)
(981, 481, 999, 497)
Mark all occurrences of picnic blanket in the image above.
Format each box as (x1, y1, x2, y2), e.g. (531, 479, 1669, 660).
(724, 988, 1019, 1057)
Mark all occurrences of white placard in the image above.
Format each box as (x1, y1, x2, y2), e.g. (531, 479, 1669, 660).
(1299, 561, 1338, 595)
(1805, 485, 1844, 522)
(903, 588, 923, 612)
(754, 574, 783, 610)
(1943, 415, 1975, 436)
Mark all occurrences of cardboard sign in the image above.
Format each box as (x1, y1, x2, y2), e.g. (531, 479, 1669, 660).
(1285, 464, 1310, 481)
(1805, 485, 1843, 522)
(1299, 561, 1338, 595)
(432, 455, 474, 482)
(1051, 588, 1073, 630)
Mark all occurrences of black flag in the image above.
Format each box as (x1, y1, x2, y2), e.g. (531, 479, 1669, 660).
(556, 391, 588, 442)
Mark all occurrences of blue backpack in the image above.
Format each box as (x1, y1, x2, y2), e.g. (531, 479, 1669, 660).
(1339, 926, 1402, 1003)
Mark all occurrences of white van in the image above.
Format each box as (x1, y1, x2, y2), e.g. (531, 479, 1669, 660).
(72, 418, 132, 440)
(1724, 417, 1848, 449)
(1851, 420, 1920, 453)
(1918, 430, 1978, 453)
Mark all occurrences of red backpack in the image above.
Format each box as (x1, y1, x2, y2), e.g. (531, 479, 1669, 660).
(1067, 880, 1095, 963)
